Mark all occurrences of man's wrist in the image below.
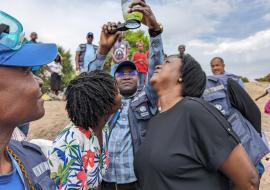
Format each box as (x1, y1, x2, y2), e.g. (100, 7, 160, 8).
(148, 22, 163, 37)
(148, 22, 161, 31)
(96, 53, 106, 60)
(97, 47, 109, 56)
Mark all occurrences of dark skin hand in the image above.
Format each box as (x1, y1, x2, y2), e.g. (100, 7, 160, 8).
(98, 0, 160, 56)
(128, 0, 160, 31)
(97, 22, 122, 56)
(219, 144, 259, 190)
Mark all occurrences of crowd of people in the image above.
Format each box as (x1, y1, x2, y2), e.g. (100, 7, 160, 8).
(0, 0, 270, 190)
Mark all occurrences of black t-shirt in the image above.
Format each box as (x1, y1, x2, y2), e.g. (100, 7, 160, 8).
(134, 97, 240, 190)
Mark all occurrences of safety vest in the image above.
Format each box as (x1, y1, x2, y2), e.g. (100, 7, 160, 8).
(78, 43, 98, 66)
(8, 140, 56, 190)
(203, 75, 269, 165)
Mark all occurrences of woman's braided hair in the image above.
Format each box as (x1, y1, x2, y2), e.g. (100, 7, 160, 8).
(65, 70, 117, 129)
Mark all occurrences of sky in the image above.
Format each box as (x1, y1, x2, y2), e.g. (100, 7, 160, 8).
(1, 0, 270, 79)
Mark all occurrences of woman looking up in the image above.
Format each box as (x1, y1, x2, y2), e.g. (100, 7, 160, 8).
(134, 54, 260, 190)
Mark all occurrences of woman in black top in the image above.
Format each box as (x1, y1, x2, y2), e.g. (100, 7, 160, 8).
(134, 54, 259, 190)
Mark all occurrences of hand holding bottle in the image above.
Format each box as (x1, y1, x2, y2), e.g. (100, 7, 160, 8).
(128, 0, 160, 31)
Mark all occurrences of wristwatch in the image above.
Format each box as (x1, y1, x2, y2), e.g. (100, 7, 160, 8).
(149, 22, 163, 37)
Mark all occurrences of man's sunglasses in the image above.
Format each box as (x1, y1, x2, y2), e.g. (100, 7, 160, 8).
(0, 11, 24, 50)
(115, 70, 138, 78)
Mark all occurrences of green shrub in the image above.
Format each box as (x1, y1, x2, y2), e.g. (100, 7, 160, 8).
(255, 76, 268, 82)
(240, 76, 249, 83)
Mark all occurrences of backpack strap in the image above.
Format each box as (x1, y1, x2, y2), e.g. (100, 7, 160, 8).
(186, 97, 239, 140)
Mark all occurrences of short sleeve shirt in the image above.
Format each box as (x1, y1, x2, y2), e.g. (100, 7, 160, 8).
(132, 52, 148, 73)
(76, 44, 96, 71)
(112, 40, 130, 63)
(134, 97, 239, 190)
(48, 123, 110, 190)
(47, 62, 63, 75)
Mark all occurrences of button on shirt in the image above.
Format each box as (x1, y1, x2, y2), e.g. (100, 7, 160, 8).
(103, 98, 137, 183)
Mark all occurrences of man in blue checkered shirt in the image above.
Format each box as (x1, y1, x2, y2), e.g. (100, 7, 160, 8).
(87, 1, 164, 188)
(92, 1, 164, 189)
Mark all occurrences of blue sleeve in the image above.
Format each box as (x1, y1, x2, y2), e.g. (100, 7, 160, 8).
(145, 34, 164, 113)
(88, 53, 106, 71)
(238, 79, 245, 89)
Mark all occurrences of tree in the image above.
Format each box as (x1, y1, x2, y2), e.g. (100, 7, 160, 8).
(124, 29, 150, 59)
(240, 76, 249, 83)
(58, 46, 75, 90)
(255, 74, 269, 82)
(41, 46, 75, 93)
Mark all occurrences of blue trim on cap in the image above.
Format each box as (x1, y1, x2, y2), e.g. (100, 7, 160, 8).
(0, 43, 57, 67)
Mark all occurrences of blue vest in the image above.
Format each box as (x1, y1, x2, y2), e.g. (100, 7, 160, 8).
(108, 87, 158, 153)
(8, 140, 56, 190)
(78, 43, 98, 66)
(203, 75, 269, 165)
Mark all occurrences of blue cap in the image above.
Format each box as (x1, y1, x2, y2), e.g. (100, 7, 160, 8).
(0, 43, 57, 67)
(87, 32, 93, 37)
(114, 60, 137, 75)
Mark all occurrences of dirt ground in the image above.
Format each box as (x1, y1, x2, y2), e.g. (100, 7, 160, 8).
(29, 82, 270, 189)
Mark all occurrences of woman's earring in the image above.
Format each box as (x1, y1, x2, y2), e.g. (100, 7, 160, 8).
(178, 78, 183, 83)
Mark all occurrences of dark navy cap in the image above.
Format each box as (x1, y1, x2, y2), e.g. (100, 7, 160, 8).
(87, 32, 94, 38)
(114, 60, 137, 75)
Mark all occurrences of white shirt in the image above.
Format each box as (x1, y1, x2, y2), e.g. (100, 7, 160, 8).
(47, 61, 63, 75)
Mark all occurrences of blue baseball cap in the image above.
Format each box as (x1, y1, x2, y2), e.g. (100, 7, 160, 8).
(0, 11, 57, 67)
(86, 32, 94, 38)
(114, 60, 137, 75)
(0, 43, 57, 67)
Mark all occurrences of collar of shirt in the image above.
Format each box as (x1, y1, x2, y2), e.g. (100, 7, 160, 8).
(6, 151, 27, 190)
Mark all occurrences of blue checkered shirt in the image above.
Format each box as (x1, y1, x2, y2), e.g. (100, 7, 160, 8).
(103, 97, 137, 183)
(96, 34, 164, 184)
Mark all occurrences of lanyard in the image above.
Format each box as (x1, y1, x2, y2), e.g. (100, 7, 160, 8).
(111, 107, 122, 129)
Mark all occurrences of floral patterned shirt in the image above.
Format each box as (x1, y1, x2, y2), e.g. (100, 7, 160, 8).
(48, 123, 110, 190)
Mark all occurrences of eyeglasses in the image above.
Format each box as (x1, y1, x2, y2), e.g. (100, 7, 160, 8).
(115, 70, 138, 78)
(0, 11, 24, 50)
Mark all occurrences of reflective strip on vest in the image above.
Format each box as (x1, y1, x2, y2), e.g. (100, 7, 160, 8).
(32, 161, 50, 177)
(204, 84, 225, 95)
